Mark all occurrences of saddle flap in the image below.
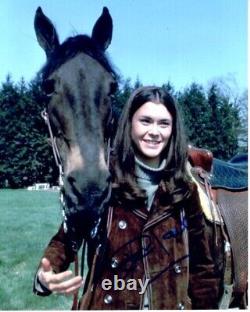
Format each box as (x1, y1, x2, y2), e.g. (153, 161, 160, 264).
(187, 163, 222, 224)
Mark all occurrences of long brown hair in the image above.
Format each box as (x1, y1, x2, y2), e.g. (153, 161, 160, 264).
(111, 86, 191, 206)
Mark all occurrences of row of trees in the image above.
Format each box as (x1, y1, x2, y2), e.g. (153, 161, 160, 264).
(0, 76, 58, 188)
(114, 78, 247, 158)
(0, 75, 247, 188)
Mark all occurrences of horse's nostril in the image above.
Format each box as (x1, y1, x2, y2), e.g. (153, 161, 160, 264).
(67, 176, 76, 185)
(106, 174, 111, 183)
(65, 169, 111, 209)
(67, 175, 82, 199)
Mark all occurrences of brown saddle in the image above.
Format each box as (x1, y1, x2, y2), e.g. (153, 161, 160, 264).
(188, 146, 248, 295)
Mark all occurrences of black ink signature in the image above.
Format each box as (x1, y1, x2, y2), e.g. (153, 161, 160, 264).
(162, 216, 188, 240)
(111, 234, 154, 274)
(110, 217, 191, 281)
(149, 254, 189, 284)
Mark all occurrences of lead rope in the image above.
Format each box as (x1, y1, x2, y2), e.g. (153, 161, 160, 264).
(41, 109, 78, 308)
(73, 137, 112, 310)
(71, 254, 79, 310)
(79, 206, 113, 310)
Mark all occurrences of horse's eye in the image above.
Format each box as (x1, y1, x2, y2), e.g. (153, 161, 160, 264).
(56, 129, 63, 137)
(109, 81, 118, 95)
(42, 79, 55, 96)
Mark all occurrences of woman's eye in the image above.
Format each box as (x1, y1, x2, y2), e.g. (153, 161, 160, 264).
(159, 121, 171, 128)
(140, 119, 151, 125)
(160, 123, 169, 128)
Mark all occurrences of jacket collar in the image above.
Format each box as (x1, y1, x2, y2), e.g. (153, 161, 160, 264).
(132, 182, 174, 229)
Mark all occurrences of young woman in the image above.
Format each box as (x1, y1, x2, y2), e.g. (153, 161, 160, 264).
(34, 86, 219, 309)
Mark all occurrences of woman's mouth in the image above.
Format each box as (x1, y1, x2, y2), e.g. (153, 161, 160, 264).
(143, 139, 161, 146)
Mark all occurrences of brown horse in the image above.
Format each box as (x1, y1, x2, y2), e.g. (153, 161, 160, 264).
(34, 7, 117, 248)
(34, 7, 247, 309)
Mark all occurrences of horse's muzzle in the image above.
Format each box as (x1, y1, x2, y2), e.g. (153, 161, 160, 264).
(64, 169, 110, 211)
(62, 170, 111, 240)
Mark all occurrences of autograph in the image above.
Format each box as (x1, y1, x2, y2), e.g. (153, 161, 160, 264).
(162, 214, 188, 240)
(110, 215, 193, 281)
(149, 254, 189, 284)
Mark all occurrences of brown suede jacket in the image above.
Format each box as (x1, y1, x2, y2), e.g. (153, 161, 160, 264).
(36, 183, 220, 310)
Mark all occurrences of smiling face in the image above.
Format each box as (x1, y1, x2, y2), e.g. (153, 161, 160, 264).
(131, 101, 173, 167)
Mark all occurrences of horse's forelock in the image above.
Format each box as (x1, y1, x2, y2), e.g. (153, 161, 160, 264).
(41, 35, 117, 81)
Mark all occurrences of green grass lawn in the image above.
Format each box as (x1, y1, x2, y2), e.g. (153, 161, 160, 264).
(0, 189, 73, 310)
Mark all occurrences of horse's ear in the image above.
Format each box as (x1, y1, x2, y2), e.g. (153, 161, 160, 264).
(34, 7, 59, 58)
(91, 7, 113, 51)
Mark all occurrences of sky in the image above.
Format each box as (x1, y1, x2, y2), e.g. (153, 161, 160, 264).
(1, 0, 248, 93)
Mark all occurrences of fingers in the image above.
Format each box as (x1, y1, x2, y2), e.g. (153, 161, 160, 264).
(51, 276, 83, 295)
(41, 257, 52, 272)
(42, 269, 73, 285)
(38, 258, 84, 296)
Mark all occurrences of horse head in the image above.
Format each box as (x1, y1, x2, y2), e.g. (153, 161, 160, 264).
(34, 7, 117, 242)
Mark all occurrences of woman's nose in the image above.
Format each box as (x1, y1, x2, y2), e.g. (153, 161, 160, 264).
(148, 123, 159, 135)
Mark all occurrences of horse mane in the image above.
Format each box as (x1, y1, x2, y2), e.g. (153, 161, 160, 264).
(40, 35, 117, 80)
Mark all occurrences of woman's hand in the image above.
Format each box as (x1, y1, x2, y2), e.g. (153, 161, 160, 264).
(38, 257, 83, 295)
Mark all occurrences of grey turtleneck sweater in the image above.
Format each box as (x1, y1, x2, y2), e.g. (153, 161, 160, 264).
(135, 157, 167, 309)
(135, 157, 166, 210)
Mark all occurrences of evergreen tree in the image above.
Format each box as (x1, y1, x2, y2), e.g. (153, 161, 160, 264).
(27, 78, 59, 185)
(207, 84, 240, 159)
(0, 76, 58, 188)
(177, 83, 212, 149)
(237, 90, 248, 153)
(112, 77, 142, 134)
(0, 75, 21, 187)
(113, 78, 133, 117)
(162, 81, 176, 97)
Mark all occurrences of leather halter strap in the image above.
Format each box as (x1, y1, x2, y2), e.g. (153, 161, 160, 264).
(42, 107, 113, 309)
(41, 109, 64, 185)
(41, 108, 113, 184)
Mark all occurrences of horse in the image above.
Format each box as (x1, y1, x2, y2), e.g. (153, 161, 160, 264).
(34, 7, 248, 309)
(34, 6, 117, 250)
(188, 146, 248, 309)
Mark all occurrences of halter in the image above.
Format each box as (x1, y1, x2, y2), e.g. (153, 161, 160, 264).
(42, 106, 114, 309)
(41, 107, 113, 246)
(41, 108, 113, 187)
(41, 110, 64, 186)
